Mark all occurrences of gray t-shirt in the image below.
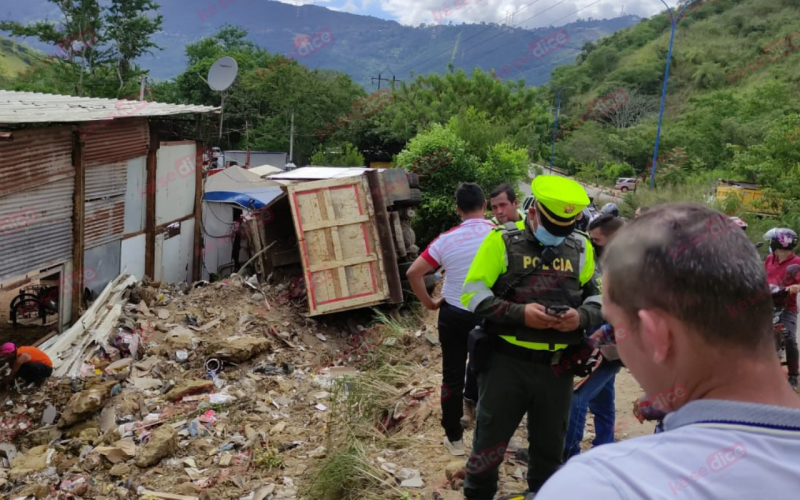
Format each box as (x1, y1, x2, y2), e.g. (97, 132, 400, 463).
(538, 399, 800, 499)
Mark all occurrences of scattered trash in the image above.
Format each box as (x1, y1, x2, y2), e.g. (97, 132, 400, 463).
(41, 404, 57, 425)
(424, 332, 440, 346)
(0, 273, 451, 499)
(254, 363, 293, 376)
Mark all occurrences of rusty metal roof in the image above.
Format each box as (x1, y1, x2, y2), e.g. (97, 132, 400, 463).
(0, 90, 219, 125)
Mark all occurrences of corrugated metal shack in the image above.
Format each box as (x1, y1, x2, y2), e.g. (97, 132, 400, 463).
(0, 90, 219, 334)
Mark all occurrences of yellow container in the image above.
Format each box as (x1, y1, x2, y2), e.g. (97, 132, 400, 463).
(715, 180, 781, 216)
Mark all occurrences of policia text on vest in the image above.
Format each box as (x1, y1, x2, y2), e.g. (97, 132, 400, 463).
(521, 255, 573, 272)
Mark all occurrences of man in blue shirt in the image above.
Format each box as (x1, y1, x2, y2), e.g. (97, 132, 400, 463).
(539, 204, 800, 499)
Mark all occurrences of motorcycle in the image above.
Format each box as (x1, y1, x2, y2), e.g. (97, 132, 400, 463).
(770, 284, 790, 369)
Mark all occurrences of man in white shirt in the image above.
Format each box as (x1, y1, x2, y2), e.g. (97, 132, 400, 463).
(407, 182, 496, 456)
(538, 203, 800, 500)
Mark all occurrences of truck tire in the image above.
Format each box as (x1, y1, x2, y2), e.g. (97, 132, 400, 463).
(398, 261, 412, 279)
(395, 188, 423, 208)
(406, 172, 420, 188)
(423, 274, 437, 293)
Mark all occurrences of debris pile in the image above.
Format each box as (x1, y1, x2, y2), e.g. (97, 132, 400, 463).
(0, 272, 439, 500)
(1, 270, 499, 500)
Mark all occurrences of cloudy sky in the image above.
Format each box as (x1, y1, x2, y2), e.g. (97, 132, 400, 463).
(287, 0, 672, 28)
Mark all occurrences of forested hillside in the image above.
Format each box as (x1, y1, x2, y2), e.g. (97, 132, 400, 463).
(543, 0, 800, 217)
(0, 36, 41, 80)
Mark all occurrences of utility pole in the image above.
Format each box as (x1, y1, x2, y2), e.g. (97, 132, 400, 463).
(371, 70, 401, 90)
(245, 120, 250, 168)
(139, 76, 147, 100)
(289, 112, 294, 164)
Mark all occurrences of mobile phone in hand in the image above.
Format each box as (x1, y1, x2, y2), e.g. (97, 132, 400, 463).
(546, 305, 570, 316)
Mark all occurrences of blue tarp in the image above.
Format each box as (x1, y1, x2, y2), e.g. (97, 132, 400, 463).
(203, 187, 284, 210)
(202, 166, 285, 210)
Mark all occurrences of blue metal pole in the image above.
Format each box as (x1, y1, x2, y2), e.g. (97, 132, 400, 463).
(550, 89, 562, 174)
(649, 0, 700, 190)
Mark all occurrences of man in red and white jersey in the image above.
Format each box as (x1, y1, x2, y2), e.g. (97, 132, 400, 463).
(407, 182, 495, 456)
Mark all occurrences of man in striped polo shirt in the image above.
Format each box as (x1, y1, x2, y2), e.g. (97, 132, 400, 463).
(407, 182, 496, 456)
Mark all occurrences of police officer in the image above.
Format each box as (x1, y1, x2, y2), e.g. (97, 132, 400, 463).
(460, 176, 603, 500)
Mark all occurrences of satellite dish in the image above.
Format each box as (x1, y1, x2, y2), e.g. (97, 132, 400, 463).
(208, 56, 238, 91)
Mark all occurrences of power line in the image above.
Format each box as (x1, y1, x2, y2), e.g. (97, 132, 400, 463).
(371, 68, 402, 89)
(393, 0, 548, 77)
(456, 0, 604, 75)
(408, 0, 588, 78)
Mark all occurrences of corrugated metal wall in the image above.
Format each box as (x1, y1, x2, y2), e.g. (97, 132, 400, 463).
(86, 160, 126, 199)
(0, 176, 74, 282)
(0, 127, 73, 198)
(84, 118, 149, 167)
(85, 198, 125, 249)
(83, 120, 148, 250)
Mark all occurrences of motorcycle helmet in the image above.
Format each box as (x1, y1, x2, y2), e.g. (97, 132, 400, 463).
(729, 216, 747, 231)
(575, 207, 592, 232)
(601, 203, 619, 217)
(764, 228, 798, 251)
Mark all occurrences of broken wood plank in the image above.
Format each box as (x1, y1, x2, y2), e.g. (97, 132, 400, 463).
(139, 489, 199, 500)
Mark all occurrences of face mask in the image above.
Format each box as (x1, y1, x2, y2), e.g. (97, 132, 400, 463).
(593, 243, 604, 258)
(534, 225, 565, 247)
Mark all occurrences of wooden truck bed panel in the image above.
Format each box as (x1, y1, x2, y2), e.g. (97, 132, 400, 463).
(287, 176, 390, 316)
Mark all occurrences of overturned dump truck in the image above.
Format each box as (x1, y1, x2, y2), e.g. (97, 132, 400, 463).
(253, 166, 427, 316)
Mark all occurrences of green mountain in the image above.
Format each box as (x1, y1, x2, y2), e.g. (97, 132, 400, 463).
(543, 0, 800, 209)
(142, 1, 641, 88)
(0, 36, 38, 78)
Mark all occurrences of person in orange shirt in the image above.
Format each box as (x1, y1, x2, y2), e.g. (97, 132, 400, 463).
(0, 343, 53, 387)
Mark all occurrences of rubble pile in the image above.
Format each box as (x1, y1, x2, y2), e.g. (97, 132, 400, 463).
(0, 273, 443, 500)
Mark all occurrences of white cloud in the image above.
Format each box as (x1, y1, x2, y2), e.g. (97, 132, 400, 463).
(380, 0, 669, 28)
(284, 0, 336, 5)
(340, 0, 360, 12)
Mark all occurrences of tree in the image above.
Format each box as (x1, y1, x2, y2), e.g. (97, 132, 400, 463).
(603, 89, 658, 129)
(309, 143, 365, 166)
(0, 0, 162, 96)
(104, 0, 163, 93)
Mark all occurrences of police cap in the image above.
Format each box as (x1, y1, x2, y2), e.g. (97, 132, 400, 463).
(531, 176, 590, 236)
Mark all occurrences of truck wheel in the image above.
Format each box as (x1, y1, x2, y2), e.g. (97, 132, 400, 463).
(398, 207, 416, 220)
(398, 261, 413, 279)
(424, 274, 437, 293)
(406, 172, 420, 189)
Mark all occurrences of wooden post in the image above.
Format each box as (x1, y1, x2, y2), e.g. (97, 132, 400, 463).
(145, 124, 160, 279)
(192, 140, 204, 282)
(71, 129, 86, 322)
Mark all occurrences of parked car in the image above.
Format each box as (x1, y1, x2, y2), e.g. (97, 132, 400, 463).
(522, 195, 535, 211)
(615, 177, 637, 192)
